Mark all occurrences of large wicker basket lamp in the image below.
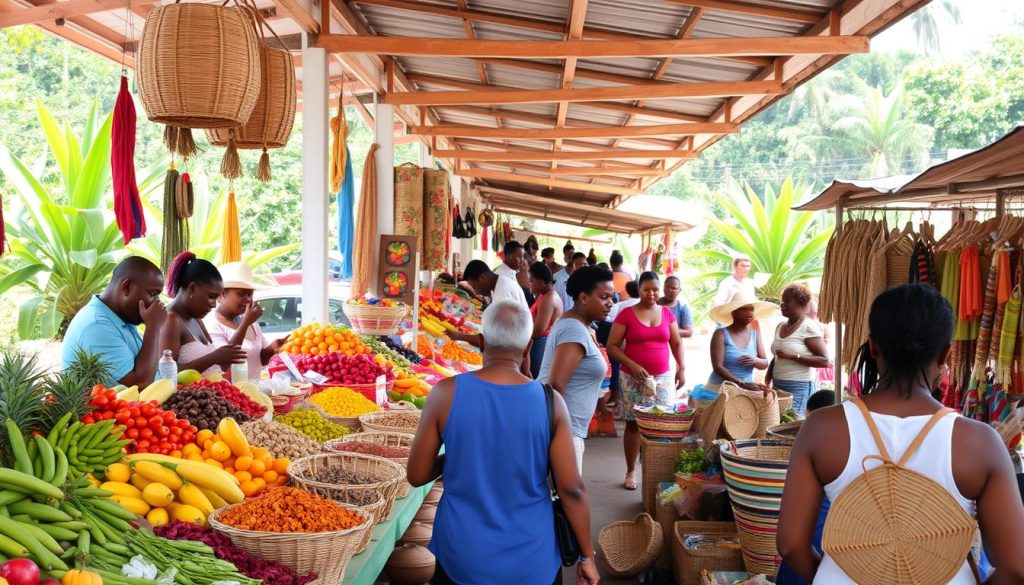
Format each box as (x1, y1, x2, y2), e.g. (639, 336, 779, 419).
(206, 5, 296, 182)
(137, 3, 261, 160)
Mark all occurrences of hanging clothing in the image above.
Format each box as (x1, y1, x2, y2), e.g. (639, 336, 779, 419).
(338, 145, 355, 281)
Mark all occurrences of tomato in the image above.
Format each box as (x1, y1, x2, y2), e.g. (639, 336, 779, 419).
(129, 407, 140, 418)
(137, 440, 150, 450)
(140, 428, 153, 439)
(81, 416, 95, 425)
(157, 426, 169, 437)
(175, 419, 190, 429)
(162, 411, 175, 422)
(114, 411, 130, 424)
(140, 404, 154, 418)
(126, 428, 139, 439)
(133, 417, 146, 428)
(148, 418, 162, 431)
(124, 417, 135, 428)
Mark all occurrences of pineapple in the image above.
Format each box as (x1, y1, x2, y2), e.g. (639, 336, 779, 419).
(63, 349, 112, 390)
(0, 350, 46, 466)
(42, 349, 110, 430)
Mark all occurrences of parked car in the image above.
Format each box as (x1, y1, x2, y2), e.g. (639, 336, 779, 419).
(254, 284, 352, 341)
(271, 252, 345, 285)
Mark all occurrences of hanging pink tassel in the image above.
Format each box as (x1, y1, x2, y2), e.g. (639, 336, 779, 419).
(112, 75, 145, 244)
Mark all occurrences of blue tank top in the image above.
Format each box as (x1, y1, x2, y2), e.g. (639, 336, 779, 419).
(429, 373, 560, 584)
(708, 327, 758, 385)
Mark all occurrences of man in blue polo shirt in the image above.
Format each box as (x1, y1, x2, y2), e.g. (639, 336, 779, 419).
(62, 257, 167, 387)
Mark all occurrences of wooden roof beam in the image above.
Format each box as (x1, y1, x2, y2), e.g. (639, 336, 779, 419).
(411, 122, 737, 139)
(436, 148, 696, 161)
(386, 79, 783, 106)
(349, 0, 768, 66)
(477, 161, 668, 177)
(663, 0, 822, 24)
(0, 0, 159, 27)
(439, 103, 705, 125)
(457, 169, 640, 196)
(552, 0, 589, 177)
(315, 34, 870, 59)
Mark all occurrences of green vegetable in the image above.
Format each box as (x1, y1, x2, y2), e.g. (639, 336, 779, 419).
(675, 447, 709, 475)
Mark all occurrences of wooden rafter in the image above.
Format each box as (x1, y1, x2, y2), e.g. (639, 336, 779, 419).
(456, 169, 639, 196)
(315, 35, 870, 58)
(0, 0, 159, 27)
(436, 149, 695, 162)
(410, 122, 737, 139)
(552, 0, 588, 178)
(662, 0, 822, 24)
(386, 80, 783, 106)
(455, 136, 678, 153)
(483, 162, 668, 177)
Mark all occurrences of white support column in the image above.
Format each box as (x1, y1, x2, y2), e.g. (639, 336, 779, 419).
(300, 39, 329, 324)
(420, 141, 434, 169)
(373, 101, 395, 295)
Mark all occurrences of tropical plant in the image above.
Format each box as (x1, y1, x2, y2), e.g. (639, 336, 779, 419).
(688, 177, 832, 308)
(909, 0, 962, 55)
(0, 98, 165, 339)
(127, 171, 300, 273)
(827, 85, 934, 178)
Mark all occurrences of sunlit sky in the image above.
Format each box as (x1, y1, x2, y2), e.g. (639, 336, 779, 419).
(873, 0, 1024, 56)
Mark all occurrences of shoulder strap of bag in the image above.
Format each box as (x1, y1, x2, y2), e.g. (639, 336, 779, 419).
(852, 398, 954, 466)
(543, 384, 559, 492)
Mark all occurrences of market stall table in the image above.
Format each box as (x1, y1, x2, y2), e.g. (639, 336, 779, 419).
(341, 480, 435, 585)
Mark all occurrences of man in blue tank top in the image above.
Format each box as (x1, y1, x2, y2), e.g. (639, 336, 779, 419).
(408, 300, 600, 585)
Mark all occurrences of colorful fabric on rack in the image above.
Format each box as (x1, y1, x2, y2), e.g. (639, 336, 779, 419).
(959, 246, 982, 321)
(998, 250, 1013, 304)
(909, 239, 937, 286)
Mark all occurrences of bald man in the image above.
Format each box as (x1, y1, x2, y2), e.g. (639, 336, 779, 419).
(62, 257, 168, 387)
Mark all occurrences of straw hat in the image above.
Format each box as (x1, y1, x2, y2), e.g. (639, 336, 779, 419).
(710, 291, 777, 326)
(219, 262, 269, 291)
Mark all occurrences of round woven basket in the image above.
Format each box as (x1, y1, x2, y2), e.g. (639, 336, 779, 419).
(208, 502, 371, 585)
(774, 389, 794, 414)
(737, 388, 781, 438)
(597, 513, 664, 577)
(326, 431, 414, 497)
(343, 303, 408, 336)
(359, 410, 422, 434)
(766, 421, 802, 441)
(137, 3, 260, 129)
(722, 394, 758, 440)
(289, 452, 406, 519)
(732, 507, 783, 576)
(632, 408, 695, 441)
(207, 44, 296, 149)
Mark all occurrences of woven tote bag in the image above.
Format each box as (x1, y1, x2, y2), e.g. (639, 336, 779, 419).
(821, 399, 977, 585)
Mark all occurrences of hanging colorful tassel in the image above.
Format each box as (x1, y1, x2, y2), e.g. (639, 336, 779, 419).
(221, 189, 241, 264)
(112, 75, 146, 244)
(338, 145, 355, 281)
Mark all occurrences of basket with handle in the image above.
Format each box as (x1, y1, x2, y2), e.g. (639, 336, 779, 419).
(288, 452, 406, 520)
(737, 388, 781, 438)
(672, 521, 744, 585)
(640, 437, 695, 516)
(343, 302, 408, 336)
(633, 407, 696, 441)
(208, 501, 372, 585)
(597, 513, 664, 577)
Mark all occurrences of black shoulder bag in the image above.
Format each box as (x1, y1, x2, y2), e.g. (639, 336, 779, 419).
(543, 384, 583, 566)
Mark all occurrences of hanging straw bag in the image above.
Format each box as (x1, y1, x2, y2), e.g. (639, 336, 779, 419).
(137, 1, 261, 156)
(737, 388, 780, 438)
(821, 400, 978, 585)
(207, 0, 296, 181)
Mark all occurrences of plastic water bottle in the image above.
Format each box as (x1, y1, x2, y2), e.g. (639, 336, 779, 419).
(158, 350, 177, 383)
(231, 362, 248, 384)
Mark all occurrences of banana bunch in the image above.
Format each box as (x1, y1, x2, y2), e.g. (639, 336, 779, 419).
(121, 454, 244, 526)
(0, 422, 137, 575)
(43, 414, 131, 477)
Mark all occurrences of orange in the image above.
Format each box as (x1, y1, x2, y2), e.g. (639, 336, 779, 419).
(262, 470, 279, 483)
(334, 333, 345, 342)
(252, 447, 270, 460)
(273, 475, 288, 486)
(234, 471, 253, 483)
(249, 459, 266, 477)
(197, 429, 214, 446)
(224, 466, 235, 474)
(272, 458, 290, 474)
(234, 456, 253, 471)
(171, 450, 182, 458)
(210, 441, 232, 462)
(201, 450, 211, 459)
(187, 454, 204, 462)
(328, 344, 339, 352)
(252, 478, 267, 492)
(182, 443, 201, 457)
(239, 480, 259, 497)
(318, 342, 327, 351)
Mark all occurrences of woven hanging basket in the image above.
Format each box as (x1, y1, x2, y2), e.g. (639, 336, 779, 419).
(137, 4, 261, 130)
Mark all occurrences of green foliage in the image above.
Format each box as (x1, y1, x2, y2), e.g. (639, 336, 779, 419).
(0, 99, 162, 339)
(692, 177, 832, 305)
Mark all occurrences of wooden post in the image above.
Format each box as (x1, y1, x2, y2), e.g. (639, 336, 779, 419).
(374, 97, 396, 296)
(300, 37, 330, 323)
(834, 198, 844, 404)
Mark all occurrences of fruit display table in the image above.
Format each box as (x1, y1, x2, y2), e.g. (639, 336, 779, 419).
(340, 481, 434, 585)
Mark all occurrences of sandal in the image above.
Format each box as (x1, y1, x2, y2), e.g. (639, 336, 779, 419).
(623, 472, 637, 490)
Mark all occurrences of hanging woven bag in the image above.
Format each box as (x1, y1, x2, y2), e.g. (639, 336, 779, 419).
(206, 0, 296, 180)
(137, 1, 261, 159)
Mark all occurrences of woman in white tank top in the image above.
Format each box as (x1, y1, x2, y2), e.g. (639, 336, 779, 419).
(777, 284, 1024, 584)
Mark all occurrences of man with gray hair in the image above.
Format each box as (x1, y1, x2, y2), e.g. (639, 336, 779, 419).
(407, 300, 600, 585)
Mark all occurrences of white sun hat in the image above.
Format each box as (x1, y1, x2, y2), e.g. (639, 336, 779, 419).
(219, 262, 269, 291)
(710, 291, 778, 326)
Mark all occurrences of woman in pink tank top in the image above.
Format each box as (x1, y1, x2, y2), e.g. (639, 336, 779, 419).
(778, 284, 1024, 583)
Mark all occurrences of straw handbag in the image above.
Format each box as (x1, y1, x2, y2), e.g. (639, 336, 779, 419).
(821, 400, 977, 585)
(207, 1, 296, 182)
(137, 2, 261, 157)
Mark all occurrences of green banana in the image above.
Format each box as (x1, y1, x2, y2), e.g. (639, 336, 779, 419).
(6, 420, 33, 476)
(33, 436, 55, 484)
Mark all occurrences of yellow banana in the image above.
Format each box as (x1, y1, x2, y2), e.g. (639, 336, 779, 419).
(131, 461, 183, 491)
(178, 483, 214, 516)
(99, 482, 142, 499)
(217, 418, 252, 459)
(125, 454, 243, 504)
(200, 488, 228, 509)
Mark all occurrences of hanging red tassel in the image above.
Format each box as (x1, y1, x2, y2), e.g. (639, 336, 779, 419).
(112, 75, 146, 244)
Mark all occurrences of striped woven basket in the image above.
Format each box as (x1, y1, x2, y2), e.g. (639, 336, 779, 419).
(633, 408, 695, 441)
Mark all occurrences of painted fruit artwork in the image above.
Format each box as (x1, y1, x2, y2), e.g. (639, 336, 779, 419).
(383, 271, 409, 297)
(386, 241, 412, 266)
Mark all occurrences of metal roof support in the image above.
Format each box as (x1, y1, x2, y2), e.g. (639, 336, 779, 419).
(834, 196, 844, 404)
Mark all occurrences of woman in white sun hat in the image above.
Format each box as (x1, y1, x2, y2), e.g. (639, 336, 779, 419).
(707, 290, 777, 392)
(205, 262, 284, 381)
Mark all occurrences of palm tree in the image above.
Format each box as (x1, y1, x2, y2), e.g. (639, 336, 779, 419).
(828, 85, 934, 178)
(910, 0, 962, 54)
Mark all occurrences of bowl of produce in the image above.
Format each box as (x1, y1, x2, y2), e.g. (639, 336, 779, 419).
(359, 410, 421, 434)
(326, 431, 414, 496)
(343, 298, 408, 336)
(288, 452, 406, 521)
(209, 487, 372, 585)
(308, 387, 382, 429)
(632, 405, 696, 441)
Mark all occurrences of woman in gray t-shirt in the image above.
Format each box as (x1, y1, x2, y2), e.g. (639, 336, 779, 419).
(538, 266, 616, 475)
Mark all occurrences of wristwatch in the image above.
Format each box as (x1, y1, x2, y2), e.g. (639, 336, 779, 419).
(578, 551, 596, 564)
